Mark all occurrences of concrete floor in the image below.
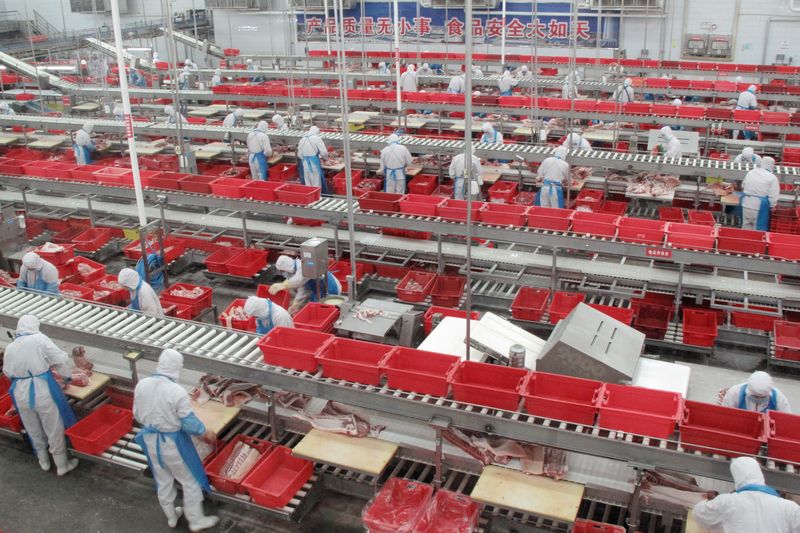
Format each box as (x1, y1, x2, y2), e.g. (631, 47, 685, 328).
(0, 441, 365, 533)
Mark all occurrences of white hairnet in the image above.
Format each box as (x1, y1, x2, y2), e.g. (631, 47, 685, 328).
(762, 156, 775, 172)
(0, 102, 9, 110)
(16, 315, 40, 336)
(83, 123, 94, 134)
(256, 120, 268, 133)
(735, 76, 743, 83)
(387, 134, 399, 144)
(214, 69, 221, 76)
(184, 59, 192, 66)
(80, 59, 87, 66)
(164, 105, 175, 116)
(22, 252, 43, 270)
(275, 255, 295, 272)
(309, 126, 320, 136)
(554, 146, 568, 159)
(730, 457, 765, 490)
(183, 65, 191, 73)
(482, 123, 494, 133)
(742, 147, 754, 159)
(272, 114, 285, 126)
(234, 108, 245, 117)
(672, 98, 682, 106)
(378, 62, 386, 68)
(520, 65, 528, 72)
(117, 268, 140, 290)
(246, 58, 253, 64)
(748, 84, 757, 93)
(422, 63, 429, 69)
(624, 78, 632, 87)
(660, 126, 674, 139)
(156, 348, 183, 380)
(244, 295, 268, 317)
(407, 64, 415, 72)
(748, 371, 773, 396)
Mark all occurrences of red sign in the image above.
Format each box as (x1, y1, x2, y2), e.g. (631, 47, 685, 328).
(744, 124, 760, 132)
(646, 247, 673, 259)
(124, 113, 134, 139)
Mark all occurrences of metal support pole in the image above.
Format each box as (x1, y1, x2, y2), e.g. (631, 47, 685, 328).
(550, 246, 559, 296)
(124, 351, 142, 385)
(463, 0, 474, 362)
(430, 416, 451, 489)
(241, 210, 250, 248)
(626, 466, 648, 533)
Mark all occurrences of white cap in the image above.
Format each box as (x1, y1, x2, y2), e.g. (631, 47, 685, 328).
(422, 63, 429, 69)
(672, 98, 682, 106)
(747, 371, 774, 397)
(520, 65, 528, 72)
(742, 147, 754, 159)
(234, 108, 245, 117)
(256, 120, 268, 132)
(80, 60, 87, 66)
(244, 295, 268, 317)
(184, 58, 192, 65)
(730, 457, 765, 490)
(407, 64, 415, 72)
(309, 126, 320, 136)
(482, 123, 494, 133)
(214, 68, 222, 75)
(378, 62, 386, 68)
(554, 146, 568, 159)
(83, 123, 94, 133)
(22, 252, 42, 270)
(117, 268, 140, 290)
(164, 105, 175, 115)
(16, 315, 40, 336)
(272, 113, 285, 126)
(275, 255, 295, 272)
(748, 84, 757, 92)
(156, 349, 183, 380)
(246, 58, 253, 64)
(762, 156, 775, 172)
(660, 126, 674, 139)
(624, 78, 632, 87)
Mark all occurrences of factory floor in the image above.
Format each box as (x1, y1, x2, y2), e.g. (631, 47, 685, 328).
(0, 442, 365, 533)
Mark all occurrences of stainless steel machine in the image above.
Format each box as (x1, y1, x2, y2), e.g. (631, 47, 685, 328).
(0, 204, 26, 271)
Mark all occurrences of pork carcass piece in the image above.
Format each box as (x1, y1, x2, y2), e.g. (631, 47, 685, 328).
(72, 346, 93, 374)
(274, 392, 384, 438)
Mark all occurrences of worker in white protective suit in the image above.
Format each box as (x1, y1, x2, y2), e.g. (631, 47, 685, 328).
(246, 58, 263, 82)
(129, 66, 147, 88)
(733, 146, 762, 167)
(561, 71, 580, 99)
(377, 62, 390, 75)
(379, 134, 413, 194)
(297, 126, 330, 192)
(118, 268, 164, 316)
(480, 123, 503, 144)
(740, 156, 779, 231)
(514, 65, 531, 78)
(73, 123, 96, 165)
(472, 65, 484, 77)
(497, 69, 518, 96)
(399, 64, 418, 92)
(562, 132, 591, 151)
(178, 65, 192, 90)
(112, 102, 124, 121)
(2, 315, 78, 475)
(246, 121, 273, 181)
(417, 63, 432, 75)
(222, 108, 244, 128)
(535, 146, 570, 208)
(720, 370, 791, 413)
(210, 68, 222, 87)
(692, 457, 800, 532)
(133, 349, 219, 531)
(611, 78, 634, 104)
(272, 113, 288, 130)
(449, 153, 483, 201)
(17, 252, 60, 295)
(657, 126, 682, 158)
(733, 84, 759, 140)
(184, 58, 197, 70)
(164, 105, 186, 124)
(0, 101, 15, 115)
(270, 255, 342, 314)
(672, 98, 682, 107)
(447, 73, 466, 94)
(243, 295, 293, 335)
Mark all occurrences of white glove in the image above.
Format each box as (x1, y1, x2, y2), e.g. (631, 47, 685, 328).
(269, 282, 287, 295)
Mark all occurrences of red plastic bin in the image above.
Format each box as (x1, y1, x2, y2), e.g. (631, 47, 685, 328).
(429, 276, 465, 307)
(422, 307, 479, 335)
(161, 283, 213, 313)
(72, 227, 113, 252)
(527, 207, 573, 231)
(206, 435, 274, 494)
(487, 181, 518, 202)
(767, 411, 800, 463)
(209, 177, 246, 198)
(317, 337, 393, 385)
(658, 207, 685, 223)
(572, 520, 625, 533)
(667, 223, 716, 251)
(292, 303, 339, 333)
(275, 184, 321, 205)
(597, 384, 683, 438)
(205, 246, 246, 274)
(571, 212, 620, 238)
(362, 478, 434, 533)
(774, 321, 800, 361)
(413, 489, 481, 533)
(617, 218, 666, 245)
(731, 305, 780, 332)
(179, 175, 217, 194)
(680, 400, 766, 456)
(269, 163, 298, 182)
(575, 189, 604, 209)
(122, 238, 186, 264)
(717, 227, 767, 255)
(34, 243, 74, 265)
(479, 203, 528, 226)
(0, 394, 22, 432)
(448, 361, 528, 411)
(219, 298, 255, 331)
(65, 405, 133, 456)
(241, 180, 284, 201)
(358, 191, 403, 213)
(59, 282, 93, 300)
(241, 446, 313, 509)
(687, 210, 716, 226)
(549, 291, 586, 324)
(396, 271, 437, 303)
(257, 326, 333, 372)
(511, 287, 550, 322)
(683, 308, 718, 347)
(588, 304, 634, 325)
(381, 347, 459, 396)
(768, 233, 800, 260)
(399, 194, 444, 216)
(226, 248, 268, 278)
(521, 371, 601, 425)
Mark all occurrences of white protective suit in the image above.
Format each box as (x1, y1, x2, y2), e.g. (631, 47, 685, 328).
(399, 64, 418, 92)
(0, 101, 16, 115)
(480, 123, 504, 144)
(472, 66, 484, 77)
(497, 71, 519, 95)
(449, 153, 483, 200)
(164, 105, 186, 124)
(536, 146, 570, 208)
(380, 134, 413, 194)
(417, 63, 432, 75)
(447, 74, 466, 94)
(270, 255, 342, 313)
(561, 72, 580, 99)
(659, 126, 682, 158)
(272, 114, 288, 130)
(2, 315, 78, 474)
(562, 132, 591, 151)
(222, 108, 244, 128)
(741, 157, 780, 230)
(17, 252, 60, 294)
(721, 371, 792, 413)
(73, 123, 95, 165)
(133, 349, 219, 530)
(733, 147, 762, 167)
(247, 121, 273, 181)
(243, 295, 293, 335)
(297, 126, 329, 189)
(178, 66, 191, 90)
(118, 268, 164, 316)
(732, 85, 758, 139)
(210, 69, 222, 87)
(693, 457, 800, 533)
(611, 78, 634, 103)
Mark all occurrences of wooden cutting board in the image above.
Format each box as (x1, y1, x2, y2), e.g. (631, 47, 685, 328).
(64, 372, 110, 400)
(190, 400, 240, 435)
(470, 465, 584, 523)
(685, 511, 720, 533)
(291, 428, 397, 476)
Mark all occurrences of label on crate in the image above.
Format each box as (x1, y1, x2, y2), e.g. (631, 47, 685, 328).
(745, 124, 760, 132)
(646, 247, 673, 259)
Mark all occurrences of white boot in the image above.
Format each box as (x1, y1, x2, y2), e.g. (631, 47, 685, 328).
(185, 503, 219, 532)
(54, 453, 79, 476)
(162, 505, 183, 528)
(37, 451, 51, 472)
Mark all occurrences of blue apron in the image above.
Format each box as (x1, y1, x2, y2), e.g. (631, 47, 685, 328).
(17, 270, 60, 295)
(249, 151, 268, 181)
(737, 385, 778, 412)
(735, 484, 780, 497)
(500, 88, 513, 96)
(302, 272, 341, 302)
(453, 175, 464, 199)
(255, 300, 275, 335)
(481, 131, 500, 144)
(299, 145, 328, 194)
(133, 376, 211, 494)
(737, 193, 771, 232)
(535, 179, 565, 208)
(384, 166, 405, 192)
(73, 143, 94, 165)
(128, 279, 143, 311)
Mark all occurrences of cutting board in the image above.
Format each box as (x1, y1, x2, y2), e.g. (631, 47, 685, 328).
(291, 428, 397, 476)
(685, 511, 719, 533)
(190, 400, 240, 435)
(470, 465, 584, 523)
(391, 118, 427, 128)
(72, 102, 101, 112)
(188, 107, 221, 117)
(194, 149, 223, 160)
(64, 372, 110, 400)
(242, 109, 268, 120)
(0, 134, 20, 146)
(28, 136, 67, 149)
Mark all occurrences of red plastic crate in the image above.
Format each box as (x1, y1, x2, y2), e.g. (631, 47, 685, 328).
(220, 298, 256, 331)
(575, 189, 604, 209)
(85, 275, 128, 306)
(317, 337, 393, 385)
(449, 361, 528, 411)
(329, 259, 370, 293)
(34, 243, 74, 265)
(598, 200, 628, 216)
(408, 174, 437, 195)
(774, 321, 800, 361)
(549, 291, 586, 324)
(275, 183, 321, 205)
(363, 478, 434, 533)
(429, 276, 465, 307)
(437, 200, 486, 222)
(631, 299, 673, 339)
(399, 194, 444, 216)
(687, 210, 716, 226)
(617, 218, 666, 245)
(147, 172, 188, 191)
(241, 446, 313, 509)
(527, 207, 573, 231)
(422, 307, 479, 335)
(162, 301, 195, 320)
(412, 489, 481, 533)
(768, 233, 800, 260)
(161, 283, 213, 313)
(72, 227, 113, 252)
(205, 246, 245, 274)
(658, 207, 685, 223)
(521, 371, 601, 425)
(257, 326, 333, 372)
(683, 308, 718, 347)
(293, 302, 340, 333)
(396, 271, 437, 303)
(206, 435, 274, 494)
(0, 394, 22, 432)
(479, 203, 528, 226)
(571, 212, 620, 238)
(65, 405, 133, 456)
(511, 287, 550, 322)
(597, 384, 682, 438)
(256, 286, 291, 309)
(93, 166, 133, 186)
(717, 227, 767, 255)
(24, 218, 46, 240)
(381, 347, 459, 396)
(210, 177, 246, 198)
(588, 304, 634, 325)
(179, 174, 217, 194)
(0, 375, 9, 396)
(767, 411, 800, 463)
(358, 191, 403, 213)
(226, 248, 268, 278)
(123, 238, 186, 264)
(667, 223, 716, 251)
(487, 181, 518, 202)
(22, 160, 58, 178)
(572, 520, 625, 533)
(59, 282, 93, 300)
(680, 400, 766, 456)
(731, 306, 780, 332)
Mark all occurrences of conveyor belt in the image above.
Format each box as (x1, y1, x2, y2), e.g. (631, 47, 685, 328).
(0, 49, 78, 92)
(169, 29, 225, 59)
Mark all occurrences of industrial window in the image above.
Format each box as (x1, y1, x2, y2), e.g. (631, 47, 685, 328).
(579, 0, 663, 9)
(69, 0, 128, 13)
(290, 0, 353, 10)
(419, 0, 499, 8)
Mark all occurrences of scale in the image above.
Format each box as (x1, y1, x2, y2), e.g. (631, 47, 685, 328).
(335, 298, 420, 346)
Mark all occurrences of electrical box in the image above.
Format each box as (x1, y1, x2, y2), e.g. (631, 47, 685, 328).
(683, 34, 708, 57)
(708, 35, 732, 59)
(299, 237, 328, 278)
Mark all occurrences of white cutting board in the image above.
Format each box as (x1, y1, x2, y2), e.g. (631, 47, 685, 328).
(633, 358, 691, 396)
(470, 312, 546, 368)
(418, 317, 486, 361)
(291, 428, 397, 476)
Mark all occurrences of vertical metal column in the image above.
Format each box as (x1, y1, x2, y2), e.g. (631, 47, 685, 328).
(463, 0, 475, 361)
